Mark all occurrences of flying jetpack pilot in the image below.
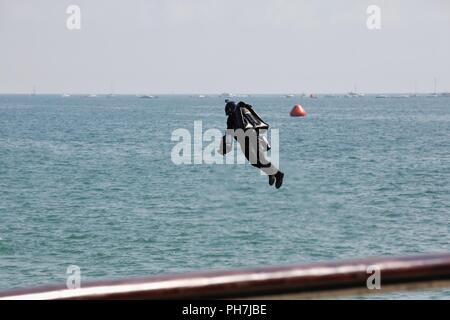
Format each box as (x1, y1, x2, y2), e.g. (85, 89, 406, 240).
(219, 100, 284, 189)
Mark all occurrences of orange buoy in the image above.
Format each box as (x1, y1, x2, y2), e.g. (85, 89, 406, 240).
(290, 104, 306, 117)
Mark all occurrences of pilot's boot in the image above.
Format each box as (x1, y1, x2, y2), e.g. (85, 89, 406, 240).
(275, 171, 284, 189)
(269, 175, 275, 186)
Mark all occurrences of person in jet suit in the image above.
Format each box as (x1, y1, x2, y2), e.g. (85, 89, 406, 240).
(219, 100, 284, 189)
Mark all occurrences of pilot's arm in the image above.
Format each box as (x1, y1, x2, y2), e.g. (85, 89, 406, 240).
(218, 115, 234, 155)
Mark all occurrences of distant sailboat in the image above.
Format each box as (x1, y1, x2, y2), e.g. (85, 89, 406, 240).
(61, 93, 71, 97)
(427, 78, 439, 97)
(410, 81, 418, 97)
(347, 85, 364, 97)
(432, 78, 438, 97)
(107, 82, 115, 97)
(346, 92, 361, 97)
(31, 85, 36, 96)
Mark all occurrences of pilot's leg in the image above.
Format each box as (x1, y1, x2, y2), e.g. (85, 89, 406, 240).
(240, 136, 284, 188)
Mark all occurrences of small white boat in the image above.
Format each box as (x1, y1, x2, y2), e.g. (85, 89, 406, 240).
(61, 94, 71, 97)
(347, 91, 365, 97)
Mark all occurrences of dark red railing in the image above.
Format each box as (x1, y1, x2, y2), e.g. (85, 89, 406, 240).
(1, 253, 450, 299)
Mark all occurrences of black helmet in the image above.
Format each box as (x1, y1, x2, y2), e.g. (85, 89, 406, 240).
(225, 100, 236, 116)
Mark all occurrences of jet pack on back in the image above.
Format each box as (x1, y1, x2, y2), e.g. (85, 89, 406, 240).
(233, 102, 269, 131)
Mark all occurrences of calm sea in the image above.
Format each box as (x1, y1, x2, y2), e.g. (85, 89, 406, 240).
(0, 94, 449, 299)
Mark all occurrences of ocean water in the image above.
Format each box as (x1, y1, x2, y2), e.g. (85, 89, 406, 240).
(0, 94, 449, 299)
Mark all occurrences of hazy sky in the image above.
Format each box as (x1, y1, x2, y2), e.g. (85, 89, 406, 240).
(1, 0, 449, 94)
